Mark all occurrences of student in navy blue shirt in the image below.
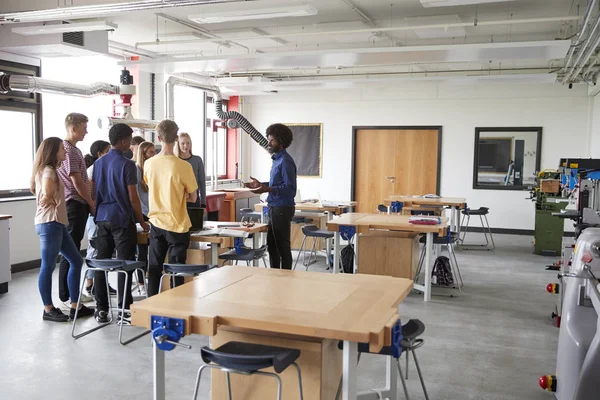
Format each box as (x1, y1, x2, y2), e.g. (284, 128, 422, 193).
(91, 123, 150, 323)
(245, 124, 297, 269)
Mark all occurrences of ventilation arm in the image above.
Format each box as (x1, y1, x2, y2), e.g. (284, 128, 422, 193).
(0, 73, 119, 97)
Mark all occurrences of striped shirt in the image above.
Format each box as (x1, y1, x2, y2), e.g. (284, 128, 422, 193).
(57, 139, 90, 204)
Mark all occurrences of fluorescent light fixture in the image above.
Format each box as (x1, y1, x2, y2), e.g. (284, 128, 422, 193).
(189, 4, 317, 24)
(420, 0, 515, 7)
(12, 21, 117, 36)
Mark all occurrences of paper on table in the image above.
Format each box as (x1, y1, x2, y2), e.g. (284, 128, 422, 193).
(191, 228, 249, 238)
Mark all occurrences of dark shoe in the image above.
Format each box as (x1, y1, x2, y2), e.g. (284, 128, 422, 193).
(43, 307, 69, 322)
(70, 304, 94, 319)
(94, 309, 109, 323)
(117, 310, 131, 325)
(109, 285, 117, 295)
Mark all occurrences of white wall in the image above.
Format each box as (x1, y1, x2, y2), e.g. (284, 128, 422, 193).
(243, 83, 591, 230)
(590, 94, 600, 158)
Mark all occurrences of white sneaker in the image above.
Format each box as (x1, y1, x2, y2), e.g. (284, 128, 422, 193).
(131, 284, 147, 297)
(79, 292, 94, 302)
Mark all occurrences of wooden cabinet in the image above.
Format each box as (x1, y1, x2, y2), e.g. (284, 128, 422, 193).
(219, 189, 262, 222)
(357, 231, 420, 279)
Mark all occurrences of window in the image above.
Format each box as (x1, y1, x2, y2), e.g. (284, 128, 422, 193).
(0, 109, 36, 195)
(206, 95, 227, 179)
(173, 85, 205, 159)
(41, 56, 120, 153)
(0, 59, 41, 199)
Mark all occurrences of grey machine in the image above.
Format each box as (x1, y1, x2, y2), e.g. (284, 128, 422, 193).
(540, 228, 600, 399)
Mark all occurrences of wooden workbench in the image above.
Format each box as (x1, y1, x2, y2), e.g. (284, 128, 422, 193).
(384, 195, 466, 233)
(219, 188, 261, 222)
(131, 266, 413, 400)
(254, 201, 356, 216)
(327, 213, 448, 302)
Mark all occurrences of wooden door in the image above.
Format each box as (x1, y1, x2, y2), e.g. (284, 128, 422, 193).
(353, 127, 441, 213)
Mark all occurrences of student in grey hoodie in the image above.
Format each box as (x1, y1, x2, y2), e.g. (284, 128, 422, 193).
(175, 132, 206, 208)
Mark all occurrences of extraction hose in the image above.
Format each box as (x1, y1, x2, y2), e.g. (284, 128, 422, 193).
(214, 98, 268, 150)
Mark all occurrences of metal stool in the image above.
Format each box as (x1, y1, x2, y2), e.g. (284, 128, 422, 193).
(72, 259, 149, 345)
(415, 233, 463, 293)
(293, 225, 334, 270)
(219, 244, 269, 268)
(158, 263, 216, 293)
(459, 206, 495, 250)
(335, 319, 411, 400)
(377, 204, 388, 213)
(401, 319, 430, 400)
(240, 208, 262, 223)
(193, 341, 304, 400)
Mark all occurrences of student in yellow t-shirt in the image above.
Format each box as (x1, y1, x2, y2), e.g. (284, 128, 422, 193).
(144, 119, 198, 297)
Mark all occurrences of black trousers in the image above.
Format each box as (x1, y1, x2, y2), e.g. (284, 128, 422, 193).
(94, 221, 137, 311)
(147, 225, 190, 297)
(267, 206, 295, 270)
(59, 200, 89, 302)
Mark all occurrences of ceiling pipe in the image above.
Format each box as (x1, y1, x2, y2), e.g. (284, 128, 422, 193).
(341, 0, 396, 44)
(0, 0, 242, 23)
(0, 73, 119, 96)
(565, 30, 600, 83)
(135, 15, 581, 47)
(564, 15, 600, 83)
(564, 0, 598, 72)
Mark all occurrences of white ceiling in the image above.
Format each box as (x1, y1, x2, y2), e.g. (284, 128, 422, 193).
(0, 0, 585, 92)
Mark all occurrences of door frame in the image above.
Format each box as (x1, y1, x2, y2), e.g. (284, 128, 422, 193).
(351, 126, 443, 201)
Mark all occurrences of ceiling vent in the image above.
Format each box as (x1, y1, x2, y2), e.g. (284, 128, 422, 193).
(0, 26, 108, 57)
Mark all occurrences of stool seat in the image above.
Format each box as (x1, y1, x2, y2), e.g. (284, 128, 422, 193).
(163, 263, 216, 275)
(377, 204, 388, 213)
(462, 207, 489, 216)
(219, 245, 267, 262)
(401, 319, 425, 341)
(85, 259, 146, 272)
(201, 341, 300, 374)
(241, 208, 262, 221)
(302, 224, 334, 238)
(292, 215, 314, 224)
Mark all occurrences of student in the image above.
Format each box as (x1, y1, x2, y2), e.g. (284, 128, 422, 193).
(57, 113, 95, 307)
(31, 137, 94, 321)
(133, 141, 156, 296)
(175, 132, 206, 208)
(245, 124, 297, 270)
(130, 135, 145, 162)
(81, 140, 111, 298)
(144, 120, 198, 297)
(91, 123, 150, 323)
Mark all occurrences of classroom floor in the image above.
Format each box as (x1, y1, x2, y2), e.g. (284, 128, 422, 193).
(0, 234, 559, 400)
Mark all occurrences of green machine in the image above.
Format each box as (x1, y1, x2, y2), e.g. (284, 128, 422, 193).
(530, 171, 568, 256)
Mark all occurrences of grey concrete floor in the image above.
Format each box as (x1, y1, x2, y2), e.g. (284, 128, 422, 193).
(0, 234, 559, 400)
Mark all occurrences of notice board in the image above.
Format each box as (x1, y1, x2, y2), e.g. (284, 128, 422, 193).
(285, 123, 323, 177)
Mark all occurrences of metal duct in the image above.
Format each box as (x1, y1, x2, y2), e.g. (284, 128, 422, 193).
(0, 73, 119, 97)
(98, 116, 159, 130)
(165, 76, 269, 150)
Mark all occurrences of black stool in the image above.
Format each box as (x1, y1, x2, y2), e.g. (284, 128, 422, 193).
(401, 319, 430, 400)
(459, 207, 495, 250)
(72, 259, 149, 345)
(377, 204, 388, 213)
(293, 225, 334, 271)
(193, 341, 304, 400)
(157, 263, 216, 293)
(219, 244, 269, 268)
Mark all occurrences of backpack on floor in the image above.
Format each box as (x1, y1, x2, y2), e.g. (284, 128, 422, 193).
(341, 244, 354, 274)
(432, 256, 454, 286)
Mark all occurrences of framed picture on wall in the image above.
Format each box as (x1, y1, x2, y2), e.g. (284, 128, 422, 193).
(284, 123, 323, 178)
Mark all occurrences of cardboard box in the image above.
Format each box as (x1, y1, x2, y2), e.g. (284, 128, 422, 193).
(541, 179, 560, 193)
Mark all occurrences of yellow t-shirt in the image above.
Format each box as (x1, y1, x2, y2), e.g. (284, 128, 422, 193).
(144, 154, 198, 233)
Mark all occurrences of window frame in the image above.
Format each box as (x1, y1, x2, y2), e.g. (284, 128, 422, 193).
(0, 60, 42, 199)
(205, 94, 228, 181)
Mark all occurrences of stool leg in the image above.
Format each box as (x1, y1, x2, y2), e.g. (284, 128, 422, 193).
(449, 244, 463, 288)
(484, 214, 495, 250)
(414, 244, 426, 282)
(293, 236, 307, 270)
(226, 372, 233, 400)
(405, 349, 409, 380)
(291, 362, 304, 400)
(192, 364, 210, 400)
(119, 270, 150, 346)
(460, 214, 470, 243)
(411, 348, 430, 400)
(306, 238, 317, 270)
(71, 270, 90, 339)
(479, 215, 490, 247)
(395, 358, 410, 400)
(158, 274, 167, 294)
(72, 269, 113, 340)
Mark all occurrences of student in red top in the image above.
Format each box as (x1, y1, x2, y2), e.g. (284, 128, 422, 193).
(56, 113, 95, 307)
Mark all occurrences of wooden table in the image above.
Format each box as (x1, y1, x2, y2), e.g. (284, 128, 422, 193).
(327, 213, 448, 302)
(385, 196, 466, 233)
(137, 222, 268, 265)
(219, 188, 261, 222)
(131, 266, 413, 400)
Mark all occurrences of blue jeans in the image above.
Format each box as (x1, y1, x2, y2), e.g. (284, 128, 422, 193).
(36, 221, 83, 306)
